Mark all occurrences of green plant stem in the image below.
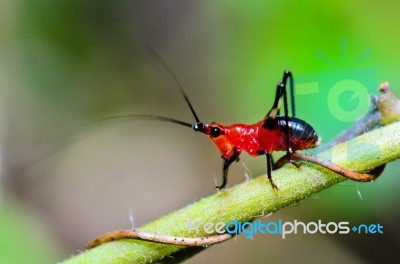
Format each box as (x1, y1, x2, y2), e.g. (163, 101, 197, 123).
(61, 121, 400, 264)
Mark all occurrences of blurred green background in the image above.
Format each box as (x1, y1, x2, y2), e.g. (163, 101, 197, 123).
(0, 0, 399, 263)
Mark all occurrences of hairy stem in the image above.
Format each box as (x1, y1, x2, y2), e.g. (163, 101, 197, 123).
(61, 120, 400, 264)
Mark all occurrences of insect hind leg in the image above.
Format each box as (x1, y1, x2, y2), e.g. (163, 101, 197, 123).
(280, 70, 303, 171)
(272, 153, 303, 171)
(265, 70, 298, 169)
(266, 70, 295, 119)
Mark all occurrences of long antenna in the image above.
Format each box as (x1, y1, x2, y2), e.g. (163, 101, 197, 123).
(18, 114, 193, 173)
(19, 46, 199, 173)
(81, 115, 192, 129)
(141, 45, 201, 124)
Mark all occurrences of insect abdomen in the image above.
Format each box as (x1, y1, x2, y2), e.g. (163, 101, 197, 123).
(275, 117, 319, 151)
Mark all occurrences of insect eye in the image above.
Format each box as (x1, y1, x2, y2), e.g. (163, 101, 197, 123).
(210, 127, 221, 138)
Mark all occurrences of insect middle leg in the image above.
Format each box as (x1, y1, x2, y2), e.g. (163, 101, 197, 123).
(266, 152, 278, 190)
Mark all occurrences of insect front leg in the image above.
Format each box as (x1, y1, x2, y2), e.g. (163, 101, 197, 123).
(216, 149, 240, 190)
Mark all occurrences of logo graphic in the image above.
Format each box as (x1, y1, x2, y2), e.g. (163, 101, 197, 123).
(295, 38, 377, 141)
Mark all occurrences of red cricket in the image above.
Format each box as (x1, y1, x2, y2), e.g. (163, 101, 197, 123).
(190, 70, 320, 189)
(127, 47, 320, 190)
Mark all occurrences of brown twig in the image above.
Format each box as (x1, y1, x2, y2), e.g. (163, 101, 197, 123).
(86, 229, 233, 249)
(273, 153, 383, 182)
(292, 153, 384, 181)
